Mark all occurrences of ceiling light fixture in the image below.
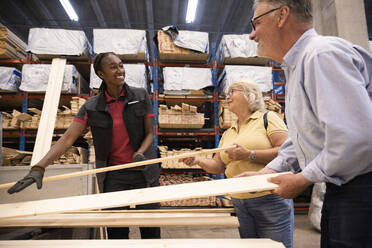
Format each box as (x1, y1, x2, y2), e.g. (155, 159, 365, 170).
(59, 0, 79, 21)
(186, 0, 198, 23)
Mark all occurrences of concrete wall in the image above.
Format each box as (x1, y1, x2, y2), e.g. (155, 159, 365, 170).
(312, 0, 369, 50)
(0, 164, 94, 204)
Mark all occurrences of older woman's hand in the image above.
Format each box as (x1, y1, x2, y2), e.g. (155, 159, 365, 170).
(225, 143, 250, 160)
(179, 157, 200, 167)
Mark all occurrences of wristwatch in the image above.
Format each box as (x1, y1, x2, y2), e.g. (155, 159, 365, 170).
(249, 150, 256, 161)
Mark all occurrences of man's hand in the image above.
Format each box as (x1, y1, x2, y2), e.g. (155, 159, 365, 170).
(7, 166, 45, 194)
(268, 172, 313, 199)
(133, 152, 147, 162)
(225, 143, 249, 161)
(235, 167, 277, 177)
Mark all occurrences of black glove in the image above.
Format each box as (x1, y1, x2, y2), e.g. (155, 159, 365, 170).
(133, 152, 146, 162)
(7, 166, 45, 194)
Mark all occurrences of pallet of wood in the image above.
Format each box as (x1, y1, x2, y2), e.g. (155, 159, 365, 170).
(0, 25, 27, 60)
(1, 146, 87, 166)
(219, 98, 284, 129)
(159, 174, 219, 207)
(157, 30, 208, 63)
(158, 103, 204, 129)
(1, 97, 86, 129)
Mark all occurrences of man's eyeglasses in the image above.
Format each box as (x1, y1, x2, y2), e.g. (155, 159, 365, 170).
(250, 7, 281, 31)
(226, 89, 244, 97)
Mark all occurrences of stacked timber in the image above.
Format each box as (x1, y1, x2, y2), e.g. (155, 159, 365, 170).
(158, 146, 213, 169)
(218, 100, 238, 129)
(158, 103, 204, 129)
(0, 25, 27, 60)
(263, 96, 284, 119)
(1, 97, 86, 130)
(157, 29, 209, 63)
(159, 174, 220, 207)
(70, 97, 86, 115)
(2, 146, 87, 166)
(219, 98, 284, 129)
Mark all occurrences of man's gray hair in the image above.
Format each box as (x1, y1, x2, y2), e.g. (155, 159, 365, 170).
(254, 0, 312, 23)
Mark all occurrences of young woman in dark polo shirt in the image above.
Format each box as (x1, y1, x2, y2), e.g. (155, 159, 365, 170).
(8, 52, 161, 239)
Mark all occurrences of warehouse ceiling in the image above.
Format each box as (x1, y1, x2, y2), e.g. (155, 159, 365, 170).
(0, 0, 371, 59)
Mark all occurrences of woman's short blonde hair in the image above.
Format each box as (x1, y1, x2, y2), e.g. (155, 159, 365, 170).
(227, 81, 266, 112)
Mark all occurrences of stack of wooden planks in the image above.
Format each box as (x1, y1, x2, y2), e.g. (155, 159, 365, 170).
(158, 103, 204, 128)
(0, 25, 27, 60)
(2, 146, 87, 166)
(159, 174, 220, 207)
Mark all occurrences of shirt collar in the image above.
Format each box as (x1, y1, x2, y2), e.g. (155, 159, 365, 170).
(282, 28, 318, 70)
(230, 111, 262, 131)
(105, 87, 126, 103)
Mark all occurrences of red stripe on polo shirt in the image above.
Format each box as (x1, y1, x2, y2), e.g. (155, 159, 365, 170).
(105, 88, 134, 165)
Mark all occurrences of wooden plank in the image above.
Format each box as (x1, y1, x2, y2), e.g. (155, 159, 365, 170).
(0, 146, 235, 190)
(0, 173, 286, 219)
(31, 58, 66, 165)
(0, 212, 238, 227)
(0, 239, 285, 248)
(70, 208, 235, 214)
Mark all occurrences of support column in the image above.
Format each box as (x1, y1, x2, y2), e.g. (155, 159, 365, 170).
(312, 0, 369, 50)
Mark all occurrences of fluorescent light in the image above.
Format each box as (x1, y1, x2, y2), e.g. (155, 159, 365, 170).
(186, 0, 198, 23)
(59, 0, 79, 21)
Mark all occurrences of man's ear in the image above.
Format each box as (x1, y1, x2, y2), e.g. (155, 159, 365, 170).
(277, 6, 290, 28)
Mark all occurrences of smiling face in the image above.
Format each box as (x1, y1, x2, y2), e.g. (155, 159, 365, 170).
(249, 2, 282, 60)
(96, 54, 125, 88)
(226, 87, 249, 114)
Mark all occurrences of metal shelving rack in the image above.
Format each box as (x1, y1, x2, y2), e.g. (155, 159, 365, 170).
(0, 54, 92, 151)
(151, 42, 220, 151)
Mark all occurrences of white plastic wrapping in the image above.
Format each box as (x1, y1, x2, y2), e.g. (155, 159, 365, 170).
(90, 64, 147, 90)
(0, 66, 21, 91)
(217, 34, 258, 63)
(218, 65, 273, 94)
(161, 27, 209, 53)
(27, 28, 92, 56)
(93, 29, 148, 55)
(20, 64, 78, 93)
(308, 182, 325, 232)
(163, 67, 212, 92)
(174, 30, 209, 53)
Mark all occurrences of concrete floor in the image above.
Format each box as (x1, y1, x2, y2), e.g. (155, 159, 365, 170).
(129, 213, 321, 248)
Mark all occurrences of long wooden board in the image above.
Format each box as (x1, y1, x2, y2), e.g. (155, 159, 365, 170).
(0, 173, 285, 220)
(0, 145, 235, 190)
(70, 208, 235, 214)
(0, 212, 238, 227)
(0, 239, 285, 248)
(31, 58, 66, 165)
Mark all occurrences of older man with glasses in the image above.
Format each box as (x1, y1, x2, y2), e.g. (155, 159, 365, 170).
(238, 0, 372, 247)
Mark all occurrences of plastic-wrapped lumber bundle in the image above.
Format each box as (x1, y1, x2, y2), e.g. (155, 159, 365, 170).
(90, 63, 147, 90)
(26, 28, 93, 59)
(19, 64, 80, 93)
(157, 26, 209, 63)
(163, 67, 212, 95)
(218, 65, 273, 96)
(93, 29, 148, 61)
(216, 34, 269, 65)
(0, 66, 21, 91)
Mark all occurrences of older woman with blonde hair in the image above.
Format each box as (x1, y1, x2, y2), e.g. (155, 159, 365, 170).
(181, 81, 294, 248)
